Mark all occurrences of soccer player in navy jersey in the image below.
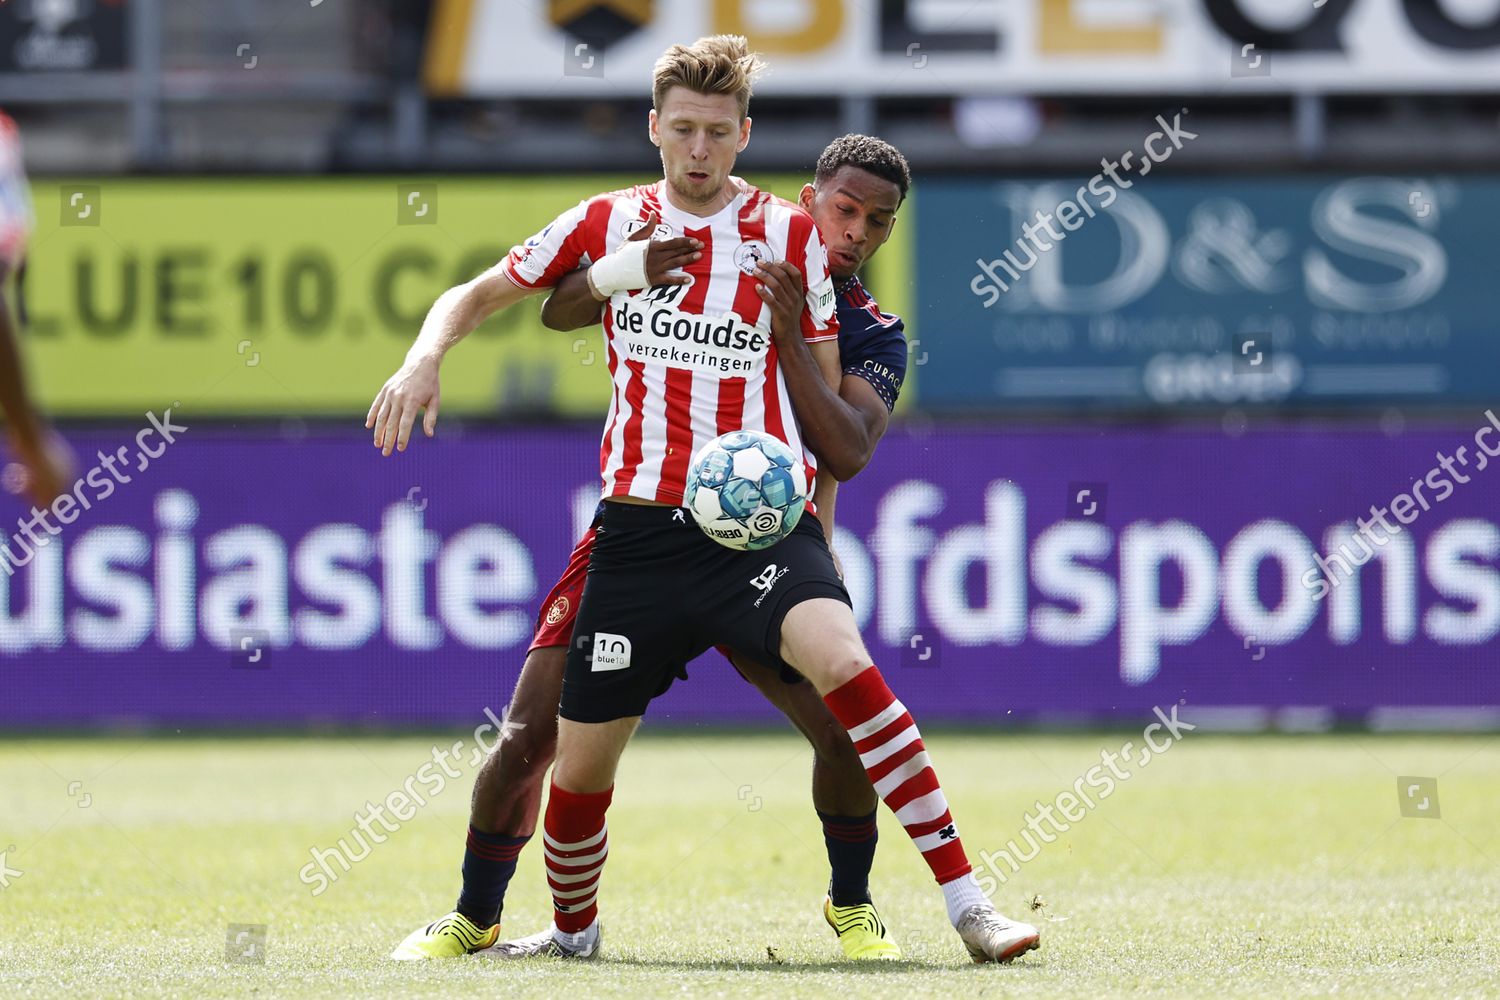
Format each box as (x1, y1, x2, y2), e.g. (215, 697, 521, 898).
(371, 36, 1039, 966)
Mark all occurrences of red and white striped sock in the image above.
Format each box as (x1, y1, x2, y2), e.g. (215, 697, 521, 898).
(541, 781, 612, 934)
(823, 666, 974, 890)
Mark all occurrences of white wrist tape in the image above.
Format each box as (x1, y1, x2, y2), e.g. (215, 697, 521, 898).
(587, 238, 652, 298)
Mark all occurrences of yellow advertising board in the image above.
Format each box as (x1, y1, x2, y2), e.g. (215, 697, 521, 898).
(22, 176, 912, 419)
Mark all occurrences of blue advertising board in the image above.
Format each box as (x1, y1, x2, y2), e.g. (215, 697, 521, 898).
(917, 175, 1500, 410)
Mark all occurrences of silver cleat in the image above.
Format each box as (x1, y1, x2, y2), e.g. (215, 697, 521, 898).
(954, 903, 1040, 964)
(479, 921, 602, 960)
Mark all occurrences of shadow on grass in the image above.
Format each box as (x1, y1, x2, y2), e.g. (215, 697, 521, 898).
(587, 956, 1046, 974)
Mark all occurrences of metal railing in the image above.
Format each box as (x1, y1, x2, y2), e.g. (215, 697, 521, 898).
(5, 0, 1499, 174)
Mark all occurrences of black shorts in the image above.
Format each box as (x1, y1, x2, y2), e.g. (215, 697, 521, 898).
(559, 501, 851, 723)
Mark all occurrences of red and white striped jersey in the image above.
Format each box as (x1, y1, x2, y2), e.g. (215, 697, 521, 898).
(503, 178, 839, 505)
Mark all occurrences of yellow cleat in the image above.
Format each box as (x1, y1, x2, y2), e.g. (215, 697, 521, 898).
(390, 911, 499, 960)
(823, 896, 903, 961)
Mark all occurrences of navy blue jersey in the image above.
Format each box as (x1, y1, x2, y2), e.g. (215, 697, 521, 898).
(834, 275, 907, 412)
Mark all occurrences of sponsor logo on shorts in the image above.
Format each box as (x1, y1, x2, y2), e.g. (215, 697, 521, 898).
(733, 240, 774, 275)
(545, 595, 570, 627)
(749, 562, 790, 608)
(591, 632, 632, 672)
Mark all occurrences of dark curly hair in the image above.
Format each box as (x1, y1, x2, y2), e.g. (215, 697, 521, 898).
(814, 134, 912, 205)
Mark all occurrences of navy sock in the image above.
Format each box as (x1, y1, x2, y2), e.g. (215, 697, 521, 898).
(818, 808, 878, 907)
(455, 825, 531, 928)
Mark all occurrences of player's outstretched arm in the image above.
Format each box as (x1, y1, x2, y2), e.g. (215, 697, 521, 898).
(366, 262, 538, 456)
(755, 261, 888, 482)
(0, 273, 76, 505)
(538, 212, 700, 333)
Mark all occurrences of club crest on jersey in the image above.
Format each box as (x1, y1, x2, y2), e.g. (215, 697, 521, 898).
(622, 218, 673, 241)
(733, 240, 774, 275)
(545, 595, 570, 627)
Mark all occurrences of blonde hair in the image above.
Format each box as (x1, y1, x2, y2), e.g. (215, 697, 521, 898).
(652, 35, 766, 121)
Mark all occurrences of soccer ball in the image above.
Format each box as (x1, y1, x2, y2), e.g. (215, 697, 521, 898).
(684, 430, 807, 551)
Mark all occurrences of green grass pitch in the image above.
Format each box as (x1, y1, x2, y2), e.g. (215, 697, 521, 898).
(1, 730, 1497, 997)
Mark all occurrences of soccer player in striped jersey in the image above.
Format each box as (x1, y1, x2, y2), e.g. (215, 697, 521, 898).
(370, 36, 1038, 966)
(390, 136, 917, 964)
(513, 134, 920, 962)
